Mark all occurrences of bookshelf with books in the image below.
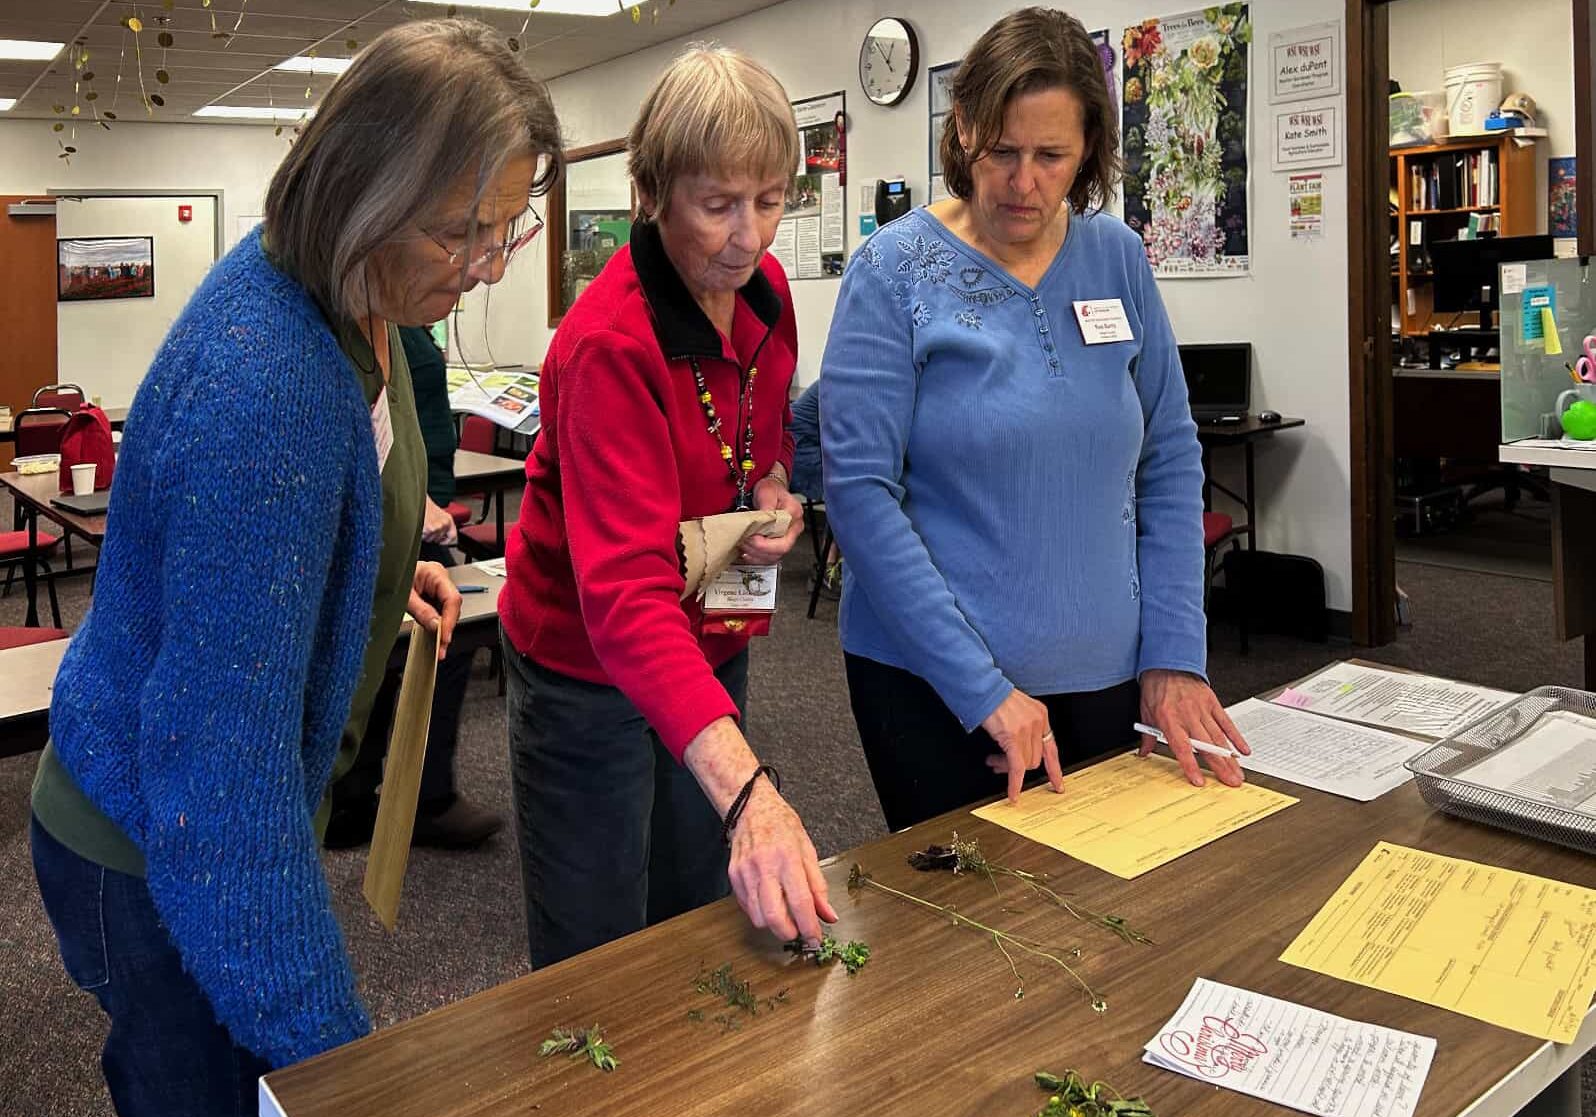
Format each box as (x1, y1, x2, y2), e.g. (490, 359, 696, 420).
(1390, 133, 1538, 337)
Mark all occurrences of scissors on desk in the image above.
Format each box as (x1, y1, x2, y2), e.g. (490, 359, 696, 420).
(1576, 335, 1596, 382)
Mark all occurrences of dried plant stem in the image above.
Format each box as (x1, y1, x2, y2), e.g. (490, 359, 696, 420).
(850, 870, 1106, 1012)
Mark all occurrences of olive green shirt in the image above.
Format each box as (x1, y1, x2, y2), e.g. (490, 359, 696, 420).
(32, 323, 426, 876)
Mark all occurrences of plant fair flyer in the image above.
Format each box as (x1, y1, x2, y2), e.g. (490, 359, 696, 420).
(1289, 173, 1323, 240)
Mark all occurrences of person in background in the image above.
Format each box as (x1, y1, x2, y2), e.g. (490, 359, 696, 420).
(29, 21, 560, 1114)
(787, 380, 840, 597)
(325, 324, 505, 850)
(500, 45, 834, 968)
(820, 7, 1249, 834)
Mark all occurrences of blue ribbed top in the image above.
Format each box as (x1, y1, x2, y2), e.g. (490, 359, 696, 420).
(46, 228, 382, 1067)
(819, 206, 1207, 731)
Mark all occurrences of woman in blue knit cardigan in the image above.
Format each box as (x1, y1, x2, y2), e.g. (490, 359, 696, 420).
(28, 20, 562, 1115)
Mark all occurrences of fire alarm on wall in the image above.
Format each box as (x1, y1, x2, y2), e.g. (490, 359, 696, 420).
(178, 204, 192, 222)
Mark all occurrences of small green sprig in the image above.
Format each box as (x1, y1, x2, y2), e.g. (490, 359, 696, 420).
(1033, 1070, 1154, 1116)
(538, 1025, 617, 1072)
(689, 962, 788, 1030)
(910, 834, 1153, 946)
(849, 863, 1106, 1009)
(783, 933, 872, 975)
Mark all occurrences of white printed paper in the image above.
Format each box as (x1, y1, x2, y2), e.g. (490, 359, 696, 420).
(1271, 662, 1515, 739)
(1269, 22, 1342, 103)
(703, 564, 778, 612)
(1145, 978, 1435, 1117)
(1227, 698, 1426, 801)
(472, 557, 507, 578)
(1461, 708, 1596, 810)
(1273, 99, 1343, 170)
(1500, 263, 1528, 296)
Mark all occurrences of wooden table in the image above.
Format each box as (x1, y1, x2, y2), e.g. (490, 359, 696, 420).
(0, 405, 128, 445)
(0, 469, 108, 627)
(1195, 415, 1306, 548)
(261, 664, 1596, 1117)
(0, 636, 68, 758)
(453, 449, 525, 556)
(0, 565, 505, 762)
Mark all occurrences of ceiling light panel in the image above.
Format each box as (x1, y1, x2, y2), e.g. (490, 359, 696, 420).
(0, 40, 65, 61)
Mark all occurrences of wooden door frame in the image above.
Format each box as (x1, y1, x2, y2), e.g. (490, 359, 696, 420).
(1347, 0, 1394, 645)
(545, 138, 630, 330)
(1352, 0, 1596, 642)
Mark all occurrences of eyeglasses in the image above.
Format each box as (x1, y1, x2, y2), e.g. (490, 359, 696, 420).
(426, 206, 545, 269)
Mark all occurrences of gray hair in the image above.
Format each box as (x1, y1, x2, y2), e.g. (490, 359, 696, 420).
(264, 18, 562, 322)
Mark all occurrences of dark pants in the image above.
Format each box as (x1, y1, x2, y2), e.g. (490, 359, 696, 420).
(337, 541, 470, 810)
(504, 631, 744, 968)
(30, 816, 272, 1117)
(844, 654, 1141, 832)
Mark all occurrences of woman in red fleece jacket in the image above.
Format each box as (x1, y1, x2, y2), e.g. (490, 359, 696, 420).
(499, 45, 836, 966)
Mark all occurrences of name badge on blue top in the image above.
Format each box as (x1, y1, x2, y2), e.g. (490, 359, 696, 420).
(1072, 299, 1134, 345)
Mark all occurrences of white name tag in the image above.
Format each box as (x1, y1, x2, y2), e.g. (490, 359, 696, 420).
(1072, 298, 1134, 345)
(370, 387, 393, 475)
(703, 564, 779, 613)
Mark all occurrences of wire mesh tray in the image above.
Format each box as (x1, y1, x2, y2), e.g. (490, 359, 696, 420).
(1404, 686, 1596, 854)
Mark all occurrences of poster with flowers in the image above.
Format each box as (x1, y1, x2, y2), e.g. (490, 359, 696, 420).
(1090, 29, 1118, 120)
(1122, 4, 1251, 277)
(1550, 157, 1577, 240)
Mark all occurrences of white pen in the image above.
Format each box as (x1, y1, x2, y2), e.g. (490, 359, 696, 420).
(1133, 722, 1242, 760)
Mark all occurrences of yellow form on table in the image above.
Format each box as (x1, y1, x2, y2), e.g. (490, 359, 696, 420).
(971, 751, 1297, 879)
(1281, 841, 1596, 1043)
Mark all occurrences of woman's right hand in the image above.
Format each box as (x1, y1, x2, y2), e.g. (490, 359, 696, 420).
(726, 779, 839, 944)
(981, 687, 1065, 804)
(684, 716, 838, 946)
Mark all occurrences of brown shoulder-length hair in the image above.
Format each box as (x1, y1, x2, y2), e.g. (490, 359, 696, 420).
(264, 18, 563, 322)
(938, 7, 1120, 212)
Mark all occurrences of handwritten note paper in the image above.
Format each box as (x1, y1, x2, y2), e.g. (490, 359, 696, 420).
(1144, 979, 1435, 1117)
(1228, 698, 1428, 801)
(971, 752, 1296, 879)
(1282, 842, 1596, 1042)
(1269, 662, 1515, 739)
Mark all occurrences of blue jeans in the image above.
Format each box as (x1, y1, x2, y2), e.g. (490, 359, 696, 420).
(30, 816, 271, 1117)
(504, 633, 744, 968)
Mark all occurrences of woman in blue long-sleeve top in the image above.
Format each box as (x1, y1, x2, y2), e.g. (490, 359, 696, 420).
(820, 7, 1250, 832)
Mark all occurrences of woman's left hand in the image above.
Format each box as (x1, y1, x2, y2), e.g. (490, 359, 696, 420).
(1138, 669, 1250, 787)
(407, 560, 462, 660)
(740, 476, 805, 566)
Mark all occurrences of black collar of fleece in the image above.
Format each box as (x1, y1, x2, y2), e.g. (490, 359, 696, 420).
(629, 219, 781, 362)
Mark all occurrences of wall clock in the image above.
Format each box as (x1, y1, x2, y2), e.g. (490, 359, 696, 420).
(858, 17, 919, 108)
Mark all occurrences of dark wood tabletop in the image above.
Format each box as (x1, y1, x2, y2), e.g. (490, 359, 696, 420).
(0, 470, 108, 544)
(261, 668, 1596, 1117)
(1194, 415, 1306, 444)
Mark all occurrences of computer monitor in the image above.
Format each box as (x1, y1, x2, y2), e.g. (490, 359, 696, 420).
(1179, 342, 1251, 422)
(1430, 234, 1554, 327)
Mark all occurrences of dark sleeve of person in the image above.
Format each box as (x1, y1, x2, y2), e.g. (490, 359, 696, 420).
(400, 326, 458, 507)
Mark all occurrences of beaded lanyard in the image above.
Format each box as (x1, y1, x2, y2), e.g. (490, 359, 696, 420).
(690, 357, 759, 511)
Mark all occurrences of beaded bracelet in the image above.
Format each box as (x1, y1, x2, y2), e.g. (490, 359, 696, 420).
(720, 764, 782, 846)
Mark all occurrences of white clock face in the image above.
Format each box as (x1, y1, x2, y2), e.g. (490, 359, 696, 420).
(859, 18, 914, 106)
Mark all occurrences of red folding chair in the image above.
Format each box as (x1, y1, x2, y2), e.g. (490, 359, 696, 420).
(11, 407, 76, 568)
(1202, 511, 1248, 653)
(32, 384, 86, 411)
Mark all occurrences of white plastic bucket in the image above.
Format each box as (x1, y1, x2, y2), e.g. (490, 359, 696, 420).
(1444, 62, 1503, 136)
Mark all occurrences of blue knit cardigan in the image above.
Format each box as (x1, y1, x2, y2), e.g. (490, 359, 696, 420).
(48, 228, 382, 1067)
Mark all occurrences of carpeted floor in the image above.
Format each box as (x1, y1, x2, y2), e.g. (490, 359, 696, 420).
(1, 498, 1590, 1114)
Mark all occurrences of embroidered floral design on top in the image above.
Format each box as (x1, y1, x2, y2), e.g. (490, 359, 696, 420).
(889, 279, 913, 310)
(911, 301, 933, 328)
(955, 310, 982, 330)
(958, 266, 986, 287)
(896, 234, 956, 284)
(863, 243, 883, 269)
(953, 285, 1017, 307)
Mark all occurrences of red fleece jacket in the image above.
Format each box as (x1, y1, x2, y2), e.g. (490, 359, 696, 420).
(500, 230, 797, 759)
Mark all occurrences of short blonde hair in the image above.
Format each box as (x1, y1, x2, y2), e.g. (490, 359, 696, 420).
(628, 45, 798, 218)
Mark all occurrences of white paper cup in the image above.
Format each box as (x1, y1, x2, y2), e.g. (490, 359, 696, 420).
(71, 462, 96, 496)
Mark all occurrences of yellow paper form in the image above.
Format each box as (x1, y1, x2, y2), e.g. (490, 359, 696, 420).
(971, 751, 1297, 879)
(1281, 842, 1596, 1042)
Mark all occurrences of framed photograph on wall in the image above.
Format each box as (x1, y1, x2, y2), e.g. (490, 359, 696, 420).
(57, 236, 155, 301)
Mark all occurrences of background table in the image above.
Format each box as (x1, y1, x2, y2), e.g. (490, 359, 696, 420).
(453, 450, 525, 556)
(0, 636, 68, 758)
(1195, 414, 1306, 548)
(0, 405, 128, 445)
(261, 666, 1596, 1117)
(0, 469, 107, 627)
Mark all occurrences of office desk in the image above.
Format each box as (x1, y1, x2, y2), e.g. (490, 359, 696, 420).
(453, 449, 524, 552)
(1393, 368, 1502, 461)
(0, 636, 68, 758)
(1195, 415, 1305, 546)
(0, 470, 107, 627)
(1500, 443, 1596, 686)
(0, 566, 504, 762)
(261, 660, 1594, 1117)
(0, 405, 127, 445)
